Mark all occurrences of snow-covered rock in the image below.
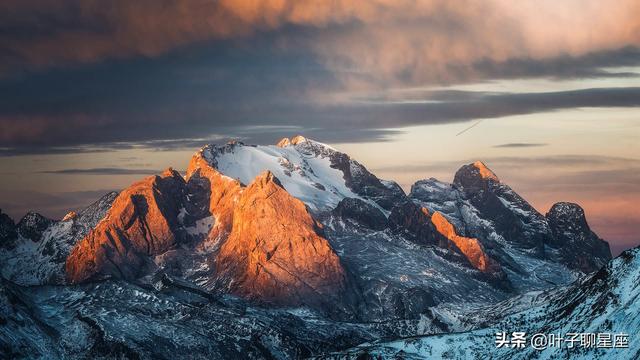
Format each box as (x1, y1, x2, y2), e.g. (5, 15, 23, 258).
(0, 192, 118, 285)
(327, 246, 640, 359)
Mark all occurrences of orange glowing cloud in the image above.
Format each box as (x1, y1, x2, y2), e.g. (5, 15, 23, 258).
(2, 0, 639, 86)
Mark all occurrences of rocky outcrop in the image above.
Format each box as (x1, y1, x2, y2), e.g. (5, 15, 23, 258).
(215, 171, 348, 307)
(328, 151, 405, 211)
(66, 169, 187, 283)
(387, 201, 447, 247)
(430, 211, 496, 272)
(17, 212, 53, 242)
(453, 161, 552, 256)
(288, 136, 406, 211)
(391, 287, 437, 320)
(62, 211, 77, 222)
(185, 148, 242, 244)
(546, 202, 612, 273)
(0, 210, 17, 248)
(276, 137, 292, 147)
(332, 197, 387, 230)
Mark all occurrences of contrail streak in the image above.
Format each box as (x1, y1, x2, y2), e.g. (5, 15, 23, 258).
(456, 119, 484, 136)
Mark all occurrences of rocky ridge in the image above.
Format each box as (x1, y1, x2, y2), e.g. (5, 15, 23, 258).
(0, 136, 621, 359)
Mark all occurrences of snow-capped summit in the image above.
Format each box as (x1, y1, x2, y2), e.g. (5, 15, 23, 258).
(194, 136, 402, 213)
(453, 161, 499, 190)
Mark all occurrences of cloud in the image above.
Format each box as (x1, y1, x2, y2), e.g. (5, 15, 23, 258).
(372, 155, 640, 180)
(1, 52, 639, 154)
(493, 143, 547, 148)
(1, 1, 640, 154)
(2, 1, 640, 85)
(40, 168, 165, 175)
(0, 189, 118, 220)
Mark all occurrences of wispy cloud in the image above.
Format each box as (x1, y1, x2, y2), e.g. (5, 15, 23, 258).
(493, 143, 547, 148)
(40, 168, 164, 175)
(0, 189, 119, 220)
(372, 155, 640, 175)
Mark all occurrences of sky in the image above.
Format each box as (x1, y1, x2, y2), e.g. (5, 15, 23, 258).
(0, 0, 638, 255)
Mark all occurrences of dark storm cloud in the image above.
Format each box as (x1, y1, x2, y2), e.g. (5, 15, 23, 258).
(1, 1, 640, 155)
(1, 40, 639, 155)
(472, 47, 640, 80)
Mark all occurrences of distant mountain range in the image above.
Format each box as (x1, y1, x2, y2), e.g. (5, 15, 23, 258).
(2, 136, 634, 360)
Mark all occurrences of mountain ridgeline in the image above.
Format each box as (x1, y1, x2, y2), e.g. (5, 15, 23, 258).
(0, 136, 623, 359)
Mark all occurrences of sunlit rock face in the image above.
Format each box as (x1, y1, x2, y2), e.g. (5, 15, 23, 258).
(66, 147, 351, 309)
(186, 148, 242, 245)
(430, 211, 494, 272)
(214, 171, 348, 307)
(66, 169, 187, 283)
(387, 200, 446, 247)
(546, 202, 612, 273)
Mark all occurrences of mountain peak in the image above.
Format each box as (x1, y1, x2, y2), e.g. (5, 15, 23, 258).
(453, 161, 499, 189)
(161, 167, 181, 178)
(62, 211, 77, 222)
(472, 161, 499, 181)
(215, 165, 347, 307)
(546, 201, 611, 272)
(276, 135, 309, 147)
(547, 202, 586, 223)
(66, 171, 187, 283)
(17, 212, 53, 242)
(290, 135, 308, 145)
(276, 137, 291, 147)
(252, 170, 282, 188)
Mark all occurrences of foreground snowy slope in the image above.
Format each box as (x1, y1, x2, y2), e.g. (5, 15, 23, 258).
(322, 246, 640, 359)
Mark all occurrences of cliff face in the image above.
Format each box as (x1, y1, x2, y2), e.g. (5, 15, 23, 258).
(453, 161, 553, 256)
(215, 171, 348, 306)
(546, 202, 612, 273)
(430, 211, 495, 272)
(185, 150, 242, 245)
(67, 152, 349, 308)
(66, 169, 186, 283)
(0, 210, 17, 249)
(59, 140, 612, 316)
